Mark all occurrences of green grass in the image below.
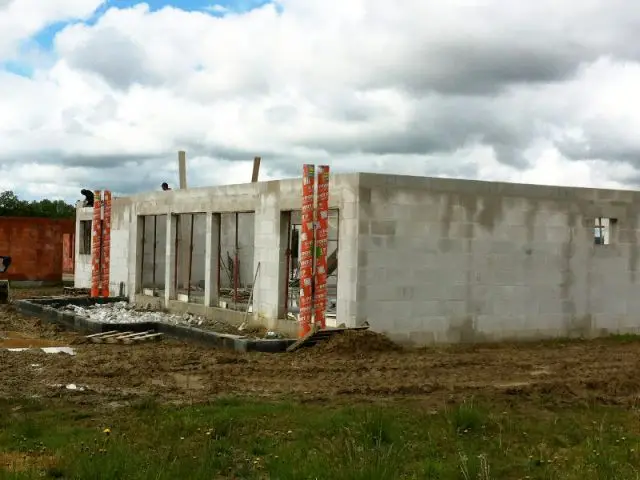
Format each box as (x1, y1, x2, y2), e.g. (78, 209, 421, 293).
(1, 396, 640, 479)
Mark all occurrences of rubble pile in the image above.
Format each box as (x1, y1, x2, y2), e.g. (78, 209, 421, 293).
(63, 301, 239, 334)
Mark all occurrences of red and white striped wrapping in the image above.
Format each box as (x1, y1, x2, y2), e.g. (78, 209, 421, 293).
(299, 164, 316, 337)
(314, 165, 330, 329)
(90, 190, 102, 298)
(101, 190, 112, 297)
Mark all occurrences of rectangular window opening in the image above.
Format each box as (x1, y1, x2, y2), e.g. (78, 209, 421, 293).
(594, 217, 611, 245)
(79, 220, 92, 255)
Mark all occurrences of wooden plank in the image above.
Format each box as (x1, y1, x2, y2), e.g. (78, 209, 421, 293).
(286, 324, 319, 352)
(86, 330, 117, 338)
(251, 157, 261, 182)
(313, 326, 369, 337)
(89, 331, 134, 343)
(105, 331, 153, 344)
(115, 331, 153, 340)
(178, 151, 187, 189)
(125, 333, 164, 344)
(101, 331, 133, 338)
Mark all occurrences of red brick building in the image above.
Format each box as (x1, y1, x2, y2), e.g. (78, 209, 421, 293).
(0, 217, 75, 282)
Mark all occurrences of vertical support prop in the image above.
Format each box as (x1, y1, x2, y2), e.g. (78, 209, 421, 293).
(314, 166, 330, 329)
(101, 190, 112, 297)
(140, 216, 146, 293)
(234, 212, 239, 304)
(90, 190, 102, 298)
(299, 164, 315, 337)
(174, 215, 180, 295)
(283, 212, 292, 316)
(187, 214, 195, 302)
(217, 224, 222, 301)
(251, 156, 261, 183)
(152, 216, 157, 290)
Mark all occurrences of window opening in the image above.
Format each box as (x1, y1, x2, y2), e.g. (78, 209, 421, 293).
(594, 217, 610, 245)
(79, 220, 92, 254)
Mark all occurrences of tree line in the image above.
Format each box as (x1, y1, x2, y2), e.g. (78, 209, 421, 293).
(0, 191, 75, 218)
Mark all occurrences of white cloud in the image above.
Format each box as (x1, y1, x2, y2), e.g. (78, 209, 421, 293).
(0, 0, 104, 60)
(1, 0, 640, 201)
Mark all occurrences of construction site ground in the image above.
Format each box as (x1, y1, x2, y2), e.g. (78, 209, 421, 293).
(3, 287, 640, 479)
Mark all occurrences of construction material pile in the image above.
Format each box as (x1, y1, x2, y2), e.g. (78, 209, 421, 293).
(62, 301, 239, 334)
(310, 330, 403, 357)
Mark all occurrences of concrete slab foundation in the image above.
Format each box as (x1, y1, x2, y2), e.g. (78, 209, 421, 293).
(15, 298, 296, 352)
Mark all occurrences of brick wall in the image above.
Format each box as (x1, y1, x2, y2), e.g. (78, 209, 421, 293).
(0, 217, 75, 281)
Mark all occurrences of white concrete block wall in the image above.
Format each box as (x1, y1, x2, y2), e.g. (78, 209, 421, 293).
(252, 190, 284, 327)
(74, 207, 93, 288)
(74, 174, 360, 330)
(356, 174, 640, 344)
(74, 200, 131, 294)
(108, 201, 131, 296)
(75, 173, 640, 341)
(334, 182, 360, 327)
(74, 257, 92, 288)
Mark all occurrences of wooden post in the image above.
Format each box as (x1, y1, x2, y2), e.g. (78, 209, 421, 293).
(178, 151, 187, 189)
(178, 151, 189, 290)
(251, 157, 261, 183)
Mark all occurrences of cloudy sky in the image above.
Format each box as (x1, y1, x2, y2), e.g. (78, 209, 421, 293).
(1, 0, 639, 201)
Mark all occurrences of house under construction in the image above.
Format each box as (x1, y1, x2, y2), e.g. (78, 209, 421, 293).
(74, 169, 640, 344)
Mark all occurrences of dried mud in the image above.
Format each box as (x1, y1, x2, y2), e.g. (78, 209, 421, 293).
(306, 330, 404, 357)
(4, 289, 640, 408)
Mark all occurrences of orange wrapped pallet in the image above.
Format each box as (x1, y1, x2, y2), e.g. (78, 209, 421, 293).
(299, 164, 315, 337)
(90, 190, 102, 298)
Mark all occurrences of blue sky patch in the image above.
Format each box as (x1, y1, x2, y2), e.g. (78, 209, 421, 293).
(27, 0, 276, 53)
(1, 61, 34, 78)
(3, 0, 278, 78)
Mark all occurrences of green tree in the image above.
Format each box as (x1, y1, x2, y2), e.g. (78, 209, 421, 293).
(0, 191, 75, 218)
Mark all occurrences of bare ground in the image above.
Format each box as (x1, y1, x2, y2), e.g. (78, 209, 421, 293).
(3, 287, 640, 408)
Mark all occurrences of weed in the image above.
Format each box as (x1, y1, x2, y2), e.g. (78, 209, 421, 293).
(0, 398, 639, 479)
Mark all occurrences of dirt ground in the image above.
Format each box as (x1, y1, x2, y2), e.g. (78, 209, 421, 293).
(3, 287, 640, 408)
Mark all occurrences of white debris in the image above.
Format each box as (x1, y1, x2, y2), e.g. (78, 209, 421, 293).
(66, 301, 204, 326)
(42, 347, 76, 356)
(65, 384, 85, 391)
(5, 347, 76, 355)
(50, 384, 88, 392)
(64, 301, 279, 338)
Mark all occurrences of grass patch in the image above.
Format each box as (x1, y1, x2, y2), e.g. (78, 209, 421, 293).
(0, 397, 640, 479)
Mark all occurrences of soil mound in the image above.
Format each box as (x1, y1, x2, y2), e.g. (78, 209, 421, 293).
(310, 330, 403, 356)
